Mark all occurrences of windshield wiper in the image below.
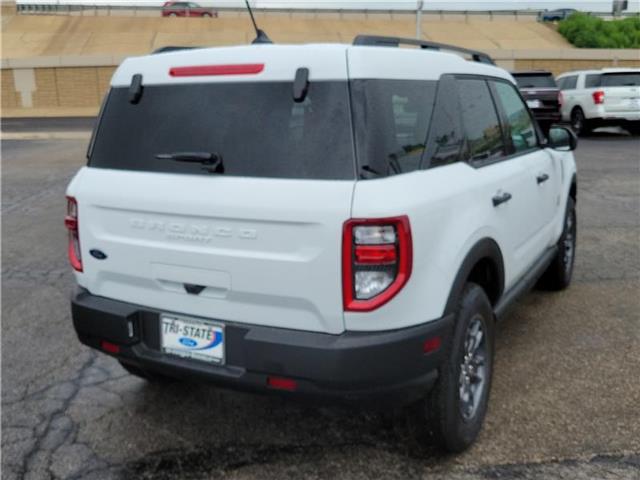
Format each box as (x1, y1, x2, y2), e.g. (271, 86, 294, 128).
(156, 152, 215, 162)
(155, 151, 224, 173)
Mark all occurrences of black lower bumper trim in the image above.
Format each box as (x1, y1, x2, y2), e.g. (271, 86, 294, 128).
(71, 288, 454, 405)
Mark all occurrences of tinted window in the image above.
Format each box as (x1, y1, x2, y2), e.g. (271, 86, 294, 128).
(424, 76, 464, 169)
(585, 74, 602, 88)
(560, 75, 578, 90)
(90, 82, 355, 180)
(457, 79, 505, 163)
(601, 73, 640, 87)
(514, 74, 556, 89)
(350, 79, 436, 177)
(493, 81, 538, 153)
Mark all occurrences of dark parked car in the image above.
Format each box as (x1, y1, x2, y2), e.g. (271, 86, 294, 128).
(539, 8, 576, 21)
(512, 70, 562, 134)
(162, 2, 217, 17)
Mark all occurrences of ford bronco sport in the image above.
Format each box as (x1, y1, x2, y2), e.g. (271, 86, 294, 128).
(67, 36, 578, 452)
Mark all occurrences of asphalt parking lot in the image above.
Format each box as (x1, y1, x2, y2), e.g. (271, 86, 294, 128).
(2, 123, 639, 479)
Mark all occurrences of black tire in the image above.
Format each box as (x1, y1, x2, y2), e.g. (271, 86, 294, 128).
(402, 283, 495, 453)
(626, 122, 640, 136)
(538, 197, 577, 291)
(119, 361, 175, 383)
(571, 108, 591, 137)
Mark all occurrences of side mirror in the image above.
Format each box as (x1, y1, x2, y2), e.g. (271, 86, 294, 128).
(547, 125, 577, 151)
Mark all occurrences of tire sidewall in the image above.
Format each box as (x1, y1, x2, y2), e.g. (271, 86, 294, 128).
(431, 283, 495, 452)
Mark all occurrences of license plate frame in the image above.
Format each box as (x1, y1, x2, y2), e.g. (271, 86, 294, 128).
(160, 314, 225, 365)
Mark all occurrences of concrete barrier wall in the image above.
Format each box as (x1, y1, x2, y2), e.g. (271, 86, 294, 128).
(2, 51, 640, 117)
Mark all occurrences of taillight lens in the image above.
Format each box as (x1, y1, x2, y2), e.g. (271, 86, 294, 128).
(65, 196, 83, 272)
(592, 90, 605, 105)
(558, 91, 564, 107)
(342, 216, 412, 312)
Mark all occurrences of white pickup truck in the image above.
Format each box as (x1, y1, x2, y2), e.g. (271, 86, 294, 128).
(66, 36, 578, 452)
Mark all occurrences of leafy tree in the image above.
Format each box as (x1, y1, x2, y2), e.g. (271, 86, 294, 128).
(557, 13, 640, 48)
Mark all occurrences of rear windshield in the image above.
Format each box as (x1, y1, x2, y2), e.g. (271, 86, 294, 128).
(601, 73, 640, 87)
(89, 82, 355, 180)
(513, 74, 557, 89)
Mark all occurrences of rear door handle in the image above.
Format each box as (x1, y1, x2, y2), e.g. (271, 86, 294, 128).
(537, 173, 550, 184)
(492, 192, 512, 207)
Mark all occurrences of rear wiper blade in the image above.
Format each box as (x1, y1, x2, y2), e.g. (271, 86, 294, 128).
(155, 152, 214, 162)
(155, 151, 224, 173)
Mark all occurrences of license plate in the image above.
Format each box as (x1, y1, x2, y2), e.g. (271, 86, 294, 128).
(527, 99, 542, 109)
(160, 314, 224, 364)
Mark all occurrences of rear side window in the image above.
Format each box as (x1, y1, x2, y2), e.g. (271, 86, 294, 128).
(601, 73, 640, 87)
(89, 82, 355, 180)
(559, 75, 578, 90)
(423, 75, 464, 169)
(513, 74, 556, 89)
(492, 81, 538, 153)
(350, 79, 436, 177)
(456, 78, 505, 164)
(585, 74, 602, 88)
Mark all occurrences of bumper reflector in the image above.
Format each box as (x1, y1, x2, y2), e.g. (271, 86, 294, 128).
(267, 376, 297, 391)
(101, 341, 120, 354)
(423, 337, 442, 354)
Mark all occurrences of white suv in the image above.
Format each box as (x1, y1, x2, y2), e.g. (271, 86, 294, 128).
(66, 36, 578, 452)
(557, 68, 640, 136)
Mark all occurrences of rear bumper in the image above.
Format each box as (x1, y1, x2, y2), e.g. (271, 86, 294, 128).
(71, 288, 453, 406)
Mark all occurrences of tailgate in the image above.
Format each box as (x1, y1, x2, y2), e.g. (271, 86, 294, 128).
(70, 168, 353, 334)
(600, 72, 640, 113)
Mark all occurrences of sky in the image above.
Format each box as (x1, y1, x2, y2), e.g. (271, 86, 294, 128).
(18, 0, 640, 13)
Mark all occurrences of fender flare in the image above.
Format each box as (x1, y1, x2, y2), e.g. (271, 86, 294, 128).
(443, 238, 505, 316)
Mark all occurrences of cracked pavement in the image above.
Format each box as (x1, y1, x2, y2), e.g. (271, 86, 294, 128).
(2, 131, 639, 479)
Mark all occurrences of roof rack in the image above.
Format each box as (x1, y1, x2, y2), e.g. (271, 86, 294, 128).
(353, 35, 495, 65)
(152, 46, 199, 55)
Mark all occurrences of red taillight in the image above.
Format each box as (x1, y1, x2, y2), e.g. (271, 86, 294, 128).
(342, 216, 412, 312)
(169, 64, 265, 77)
(592, 90, 605, 105)
(266, 376, 297, 391)
(65, 196, 83, 272)
(558, 91, 564, 106)
(354, 244, 397, 264)
(101, 341, 120, 354)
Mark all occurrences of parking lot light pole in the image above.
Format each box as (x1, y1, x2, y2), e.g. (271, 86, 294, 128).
(416, 0, 424, 39)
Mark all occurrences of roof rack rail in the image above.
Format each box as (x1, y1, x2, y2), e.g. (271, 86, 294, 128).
(353, 35, 495, 65)
(152, 46, 199, 55)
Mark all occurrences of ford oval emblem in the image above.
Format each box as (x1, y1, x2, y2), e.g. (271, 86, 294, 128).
(179, 337, 197, 348)
(90, 249, 107, 260)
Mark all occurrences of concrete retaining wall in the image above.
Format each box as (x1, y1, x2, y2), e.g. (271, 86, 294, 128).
(2, 50, 639, 117)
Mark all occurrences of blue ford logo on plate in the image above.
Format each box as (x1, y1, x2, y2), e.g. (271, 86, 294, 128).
(179, 337, 198, 348)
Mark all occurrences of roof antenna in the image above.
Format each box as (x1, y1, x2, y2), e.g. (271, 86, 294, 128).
(244, 0, 272, 44)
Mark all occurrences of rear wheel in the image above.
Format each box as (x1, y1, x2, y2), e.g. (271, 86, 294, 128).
(403, 283, 495, 453)
(539, 197, 576, 291)
(202, 12, 212, 17)
(571, 108, 591, 136)
(626, 122, 640, 136)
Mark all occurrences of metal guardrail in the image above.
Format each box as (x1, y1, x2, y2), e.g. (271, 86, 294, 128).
(14, 4, 640, 19)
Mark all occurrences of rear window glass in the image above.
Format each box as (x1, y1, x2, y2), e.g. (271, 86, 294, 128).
(513, 74, 556, 89)
(89, 82, 355, 180)
(350, 79, 436, 177)
(601, 73, 640, 87)
(585, 74, 601, 88)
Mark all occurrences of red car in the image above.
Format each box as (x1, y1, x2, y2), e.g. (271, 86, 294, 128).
(162, 2, 218, 17)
